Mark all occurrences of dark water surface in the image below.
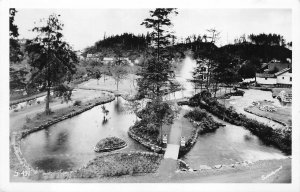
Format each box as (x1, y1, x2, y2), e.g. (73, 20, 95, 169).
(182, 112, 286, 168)
(21, 97, 147, 172)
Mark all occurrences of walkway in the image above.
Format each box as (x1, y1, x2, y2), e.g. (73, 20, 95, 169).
(163, 116, 183, 159)
(157, 111, 184, 175)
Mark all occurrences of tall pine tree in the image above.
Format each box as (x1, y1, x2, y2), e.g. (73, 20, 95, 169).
(138, 8, 178, 99)
(137, 8, 178, 143)
(26, 14, 78, 114)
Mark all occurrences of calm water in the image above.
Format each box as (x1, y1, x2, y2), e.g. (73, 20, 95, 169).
(182, 112, 286, 168)
(20, 57, 289, 172)
(21, 97, 147, 172)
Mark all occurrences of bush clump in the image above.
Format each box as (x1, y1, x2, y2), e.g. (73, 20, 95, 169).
(94, 137, 127, 152)
(73, 100, 82, 106)
(75, 152, 162, 178)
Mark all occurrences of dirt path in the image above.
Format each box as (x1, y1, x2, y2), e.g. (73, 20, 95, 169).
(10, 89, 108, 133)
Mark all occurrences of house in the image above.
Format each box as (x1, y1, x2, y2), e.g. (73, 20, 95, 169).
(195, 59, 210, 81)
(102, 57, 114, 65)
(255, 73, 277, 85)
(86, 53, 101, 61)
(256, 67, 292, 87)
(275, 68, 292, 86)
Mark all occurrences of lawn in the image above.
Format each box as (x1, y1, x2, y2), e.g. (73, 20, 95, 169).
(245, 100, 291, 127)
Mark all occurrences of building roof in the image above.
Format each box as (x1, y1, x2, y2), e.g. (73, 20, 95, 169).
(103, 57, 114, 61)
(256, 73, 275, 78)
(275, 68, 291, 76)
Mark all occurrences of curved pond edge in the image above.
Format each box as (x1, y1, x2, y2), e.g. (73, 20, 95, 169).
(128, 126, 166, 153)
(127, 117, 214, 158)
(11, 94, 116, 179)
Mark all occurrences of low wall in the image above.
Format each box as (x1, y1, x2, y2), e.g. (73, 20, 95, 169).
(128, 126, 165, 153)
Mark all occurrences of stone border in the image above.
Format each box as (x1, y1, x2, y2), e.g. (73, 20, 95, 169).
(179, 127, 199, 157)
(12, 94, 116, 180)
(128, 126, 165, 153)
(177, 157, 291, 173)
(94, 141, 127, 152)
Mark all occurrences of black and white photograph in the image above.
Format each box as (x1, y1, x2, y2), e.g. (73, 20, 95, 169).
(0, 0, 300, 191)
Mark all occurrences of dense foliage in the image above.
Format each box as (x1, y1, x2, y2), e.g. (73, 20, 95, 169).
(9, 8, 23, 63)
(184, 107, 221, 134)
(133, 99, 178, 143)
(83, 33, 149, 57)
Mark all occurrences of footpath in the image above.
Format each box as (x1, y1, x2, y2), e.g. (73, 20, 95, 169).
(157, 112, 184, 175)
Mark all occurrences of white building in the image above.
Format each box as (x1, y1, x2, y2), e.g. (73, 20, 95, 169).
(256, 73, 277, 85)
(256, 68, 292, 87)
(102, 57, 114, 64)
(275, 68, 292, 85)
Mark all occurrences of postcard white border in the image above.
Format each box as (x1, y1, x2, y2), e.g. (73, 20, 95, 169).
(1, 0, 299, 192)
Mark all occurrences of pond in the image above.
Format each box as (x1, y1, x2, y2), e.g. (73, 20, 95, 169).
(20, 97, 147, 172)
(20, 57, 289, 173)
(182, 111, 286, 168)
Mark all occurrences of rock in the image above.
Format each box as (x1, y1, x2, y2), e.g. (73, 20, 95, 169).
(199, 165, 212, 170)
(214, 164, 222, 169)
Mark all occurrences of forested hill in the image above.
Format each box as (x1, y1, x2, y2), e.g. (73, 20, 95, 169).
(82, 33, 150, 57)
(82, 33, 292, 63)
(219, 43, 292, 63)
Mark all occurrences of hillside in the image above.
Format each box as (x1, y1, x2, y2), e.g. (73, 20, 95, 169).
(219, 43, 292, 62)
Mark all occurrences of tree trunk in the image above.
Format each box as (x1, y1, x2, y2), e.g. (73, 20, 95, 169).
(45, 86, 51, 115)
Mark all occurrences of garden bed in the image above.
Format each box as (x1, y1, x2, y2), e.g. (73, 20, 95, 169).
(218, 89, 245, 99)
(244, 100, 291, 127)
(94, 137, 127, 152)
(76, 152, 163, 178)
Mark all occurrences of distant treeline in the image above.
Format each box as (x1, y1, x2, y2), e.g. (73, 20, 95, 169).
(83, 33, 151, 56)
(83, 33, 292, 64)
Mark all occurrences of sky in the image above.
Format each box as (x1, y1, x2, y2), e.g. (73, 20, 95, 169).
(14, 9, 292, 51)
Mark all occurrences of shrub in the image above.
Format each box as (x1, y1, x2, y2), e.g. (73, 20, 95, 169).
(94, 137, 127, 152)
(36, 112, 42, 120)
(25, 116, 31, 123)
(73, 100, 82, 106)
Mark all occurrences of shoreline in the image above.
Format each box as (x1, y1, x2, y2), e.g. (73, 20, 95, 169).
(9, 80, 292, 182)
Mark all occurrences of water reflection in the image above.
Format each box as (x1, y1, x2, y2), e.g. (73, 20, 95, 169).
(21, 97, 147, 172)
(183, 112, 286, 168)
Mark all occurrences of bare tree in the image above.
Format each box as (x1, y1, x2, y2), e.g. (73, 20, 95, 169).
(207, 28, 220, 44)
